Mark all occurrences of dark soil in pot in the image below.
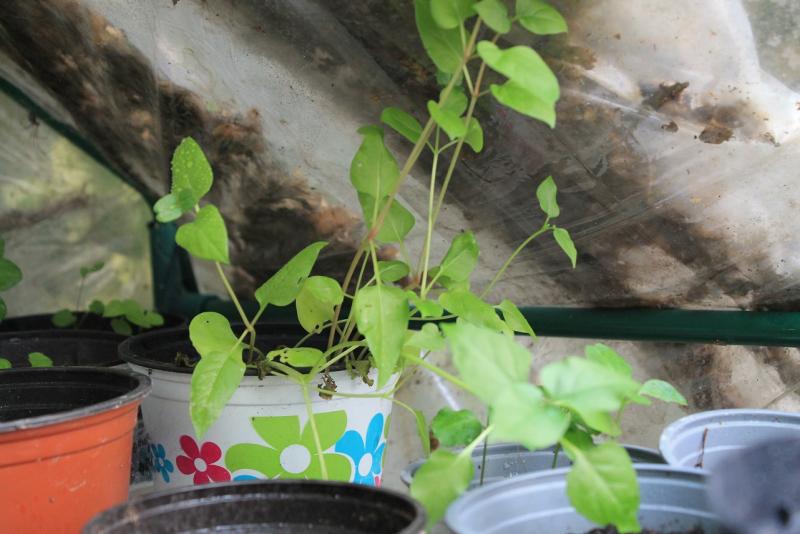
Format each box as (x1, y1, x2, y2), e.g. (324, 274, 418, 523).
(0, 312, 185, 334)
(119, 323, 340, 375)
(0, 330, 125, 367)
(83, 479, 425, 533)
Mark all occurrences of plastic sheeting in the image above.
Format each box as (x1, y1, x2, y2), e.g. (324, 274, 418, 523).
(0, 0, 799, 489)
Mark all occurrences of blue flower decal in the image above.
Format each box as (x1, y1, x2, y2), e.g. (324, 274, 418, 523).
(151, 443, 174, 483)
(335, 413, 385, 486)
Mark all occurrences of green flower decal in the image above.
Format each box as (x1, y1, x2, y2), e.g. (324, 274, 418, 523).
(225, 411, 352, 481)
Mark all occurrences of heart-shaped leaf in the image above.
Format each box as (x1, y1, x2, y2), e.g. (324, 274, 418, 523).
(431, 408, 483, 447)
(354, 284, 409, 388)
(190, 350, 246, 437)
(171, 137, 213, 205)
(497, 299, 535, 337)
(190, 312, 243, 358)
(0, 258, 22, 291)
(255, 241, 327, 308)
(431, 0, 476, 28)
(381, 107, 423, 144)
(350, 126, 399, 201)
(296, 276, 344, 333)
(428, 100, 467, 139)
(415, 0, 464, 74)
(473, 0, 511, 33)
(536, 176, 560, 218)
(176, 204, 230, 264)
(51, 309, 77, 328)
(491, 383, 570, 449)
(516, 0, 567, 35)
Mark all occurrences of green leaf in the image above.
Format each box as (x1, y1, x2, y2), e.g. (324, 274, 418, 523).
(79, 261, 104, 278)
(408, 292, 444, 318)
(0, 358, 10, 369)
(540, 357, 640, 431)
(477, 41, 560, 127)
(490, 80, 557, 128)
(536, 176, 560, 218)
(427, 100, 467, 139)
(563, 427, 594, 459)
(440, 87, 468, 117)
(28, 352, 53, 367)
(189, 312, 242, 358)
(639, 379, 688, 406)
(413, 409, 431, 456)
(255, 242, 327, 307)
(153, 193, 183, 223)
(464, 117, 484, 152)
(516, 0, 567, 35)
(497, 299, 535, 337)
(415, 0, 464, 74)
(565, 442, 641, 533)
(0, 258, 22, 291)
(431, 408, 483, 447)
(553, 227, 577, 268)
(378, 260, 410, 283)
(406, 323, 446, 351)
(410, 450, 474, 527)
(473, 0, 511, 33)
(191, 350, 246, 437)
(175, 204, 230, 264)
(431, 0, 475, 28)
(267, 347, 325, 368)
(354, 284, 409, 388)
(0, 297, 6, 321)
(431, 231, 479, 288)
(358, 194, 415, 243)
(350, 126, 400, 201)
(440, 290, 508, 333)
(110, 318, 133, 336)
(171, 137, 213, 205)
(296, 276, 344, 334)
(121, 299, 150, 327)
(443, 320, 531, 404)
(51, 309, 77, 328)
(144, 311, 165, 328)
(381, 107, 423, 144)
(584, 343, 631, 377)
(491, 383, 570, 449)
(88, 300, 104, 315)
(102, 299, 125, 318)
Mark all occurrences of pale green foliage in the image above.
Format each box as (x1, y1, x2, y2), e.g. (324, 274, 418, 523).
(296, 276, 344, 334)
(410, 450, 474, 527)
(28, 352, 53, 367)
(431, 408, 483, 447)
(353, 284, 409, 388)
(255, 242, 327, 307)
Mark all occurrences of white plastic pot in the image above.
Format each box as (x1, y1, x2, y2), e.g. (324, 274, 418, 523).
(120, 326, 396, 491)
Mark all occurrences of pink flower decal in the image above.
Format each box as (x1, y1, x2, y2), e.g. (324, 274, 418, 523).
(374, 475, 382, 487)
(176, 435, 231, 485)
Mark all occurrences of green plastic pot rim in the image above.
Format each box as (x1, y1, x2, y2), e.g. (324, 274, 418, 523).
(0, 367, 151, 434)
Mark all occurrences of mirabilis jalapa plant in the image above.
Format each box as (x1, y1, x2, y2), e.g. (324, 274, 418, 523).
(153, 0, 686, 531)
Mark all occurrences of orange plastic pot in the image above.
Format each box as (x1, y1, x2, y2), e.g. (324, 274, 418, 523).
(0, 367, 151, 534)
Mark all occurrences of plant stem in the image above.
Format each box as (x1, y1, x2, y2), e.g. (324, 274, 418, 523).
(215, 262, 253, 330)
(75, 277, 86, 311)
(551, 444, 561, 469)
(419, 129, 441, 297)
(301, 382, 329, 480)
(480, 220, 550, 299)
(459, 425, 494, 459)
(478, 414, 490, 486)
(402, 352, 476, 396)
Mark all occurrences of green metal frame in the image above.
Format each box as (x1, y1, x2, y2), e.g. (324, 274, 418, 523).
(6, 73, 800, 347)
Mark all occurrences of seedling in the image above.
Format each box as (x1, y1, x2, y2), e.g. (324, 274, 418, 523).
(155, 1, 687, 531)
(51, 262, 164, 335)
(0, 351, 53, 369)
(0, 237, 22, 321)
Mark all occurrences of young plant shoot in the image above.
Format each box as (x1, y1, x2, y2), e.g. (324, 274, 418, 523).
(51, 262, 164, 335)
(156, 1, 687, 532)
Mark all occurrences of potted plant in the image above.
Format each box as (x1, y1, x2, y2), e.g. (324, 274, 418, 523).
(0, 366, 151, 533)
(124, 1, 688, 531)
(84, 479, 425, 533)
(0, 258, 181, 368)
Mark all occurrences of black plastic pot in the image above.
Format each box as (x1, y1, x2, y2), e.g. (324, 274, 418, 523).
(0, 367, 151, 534)
(84, 479, 425, 533)
(119, 323, 326, 374)
(0, 330, 125, 367)
(0, 312, 185, 334)
(401, 442, 665, 488)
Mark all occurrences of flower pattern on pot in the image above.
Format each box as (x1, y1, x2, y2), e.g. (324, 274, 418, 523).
(335, 413, 385, 486)
(225, 411, 352, 481)
(150, 443, 174, 483)
(176, 435, 232, 485)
